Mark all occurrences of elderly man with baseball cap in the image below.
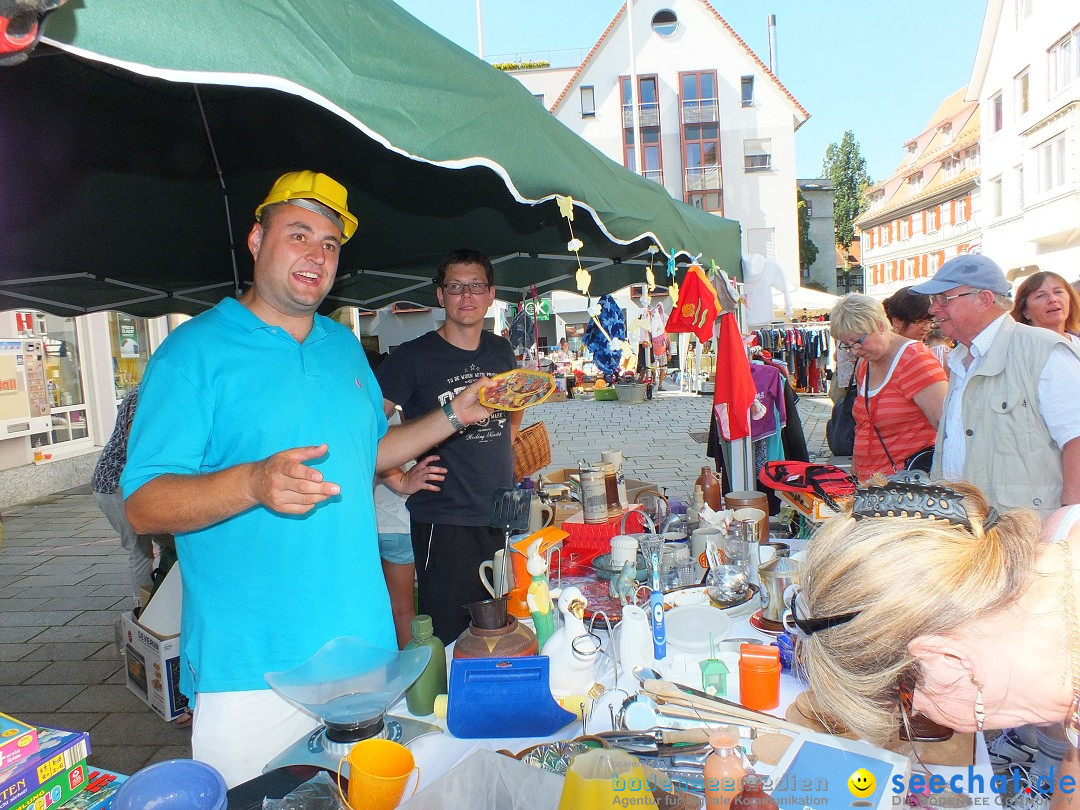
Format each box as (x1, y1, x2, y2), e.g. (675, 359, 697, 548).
(911, 254, 1080, 518)
(120, 171, 496, 787)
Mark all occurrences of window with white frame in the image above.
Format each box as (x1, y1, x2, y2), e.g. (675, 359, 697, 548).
(1015, 69, 1030, 115)
(1049, 27, 1080, 97)
(29, 311, 91, 452)
(746, 227, 775, 259)
(990, 92, 1003, 133)
(906, 143, 917, 165)
(900, 218, 910, 239)
(908, 171, 924, 192)
(580, 86, 595, 117)
(743, 138, 772, 171)
(989, 175, 1003, 218)
(927, 207, 940, 232)
(1015, 0, 1032, 27)
(740, 76, 754, 107)
(905, 258, 915, 279)
(1036, 133, 1067, 194)
(941, 122, 954, 144)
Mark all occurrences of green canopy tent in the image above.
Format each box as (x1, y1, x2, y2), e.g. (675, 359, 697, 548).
(0, 0, 741, 317)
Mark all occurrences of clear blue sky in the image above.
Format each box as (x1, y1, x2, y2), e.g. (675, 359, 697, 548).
(392, 0, 988, 182)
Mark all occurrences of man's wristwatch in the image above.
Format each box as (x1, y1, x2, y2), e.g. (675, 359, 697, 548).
(442, 401, 467, 433)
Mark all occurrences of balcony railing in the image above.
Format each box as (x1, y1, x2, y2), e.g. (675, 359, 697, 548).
(641, 169, 664, 185)
(681, 98, 719, 124)
(685, 166, 722, 191)
(744, 154, 772, 171)
(622, 102, 660, 128)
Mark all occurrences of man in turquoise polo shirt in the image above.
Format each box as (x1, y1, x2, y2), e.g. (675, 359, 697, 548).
(121, 171, 494, 788)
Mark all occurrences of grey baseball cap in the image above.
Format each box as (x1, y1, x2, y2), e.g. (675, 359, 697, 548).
(910, 254, 1012, 296)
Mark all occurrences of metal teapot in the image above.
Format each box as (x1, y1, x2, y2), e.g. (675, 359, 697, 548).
(758, 555, 800, 624)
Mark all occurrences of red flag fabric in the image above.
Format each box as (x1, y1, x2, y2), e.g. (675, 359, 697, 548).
(712, 311, 757, 441)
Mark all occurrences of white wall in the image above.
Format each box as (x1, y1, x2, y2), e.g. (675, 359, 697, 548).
(526, 0, 804, 292)
(973, 3, 1080, 280)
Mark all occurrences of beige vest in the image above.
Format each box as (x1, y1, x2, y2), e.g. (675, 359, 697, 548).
(932, 318, 1075, 518)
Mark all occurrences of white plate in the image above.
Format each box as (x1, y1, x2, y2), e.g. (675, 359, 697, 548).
(664, 604, 732, 656)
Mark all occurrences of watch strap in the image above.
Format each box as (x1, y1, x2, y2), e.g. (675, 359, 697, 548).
(442, 401, 466, 433)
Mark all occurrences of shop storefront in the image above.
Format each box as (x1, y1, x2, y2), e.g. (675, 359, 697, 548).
(0, 309, 172, 509)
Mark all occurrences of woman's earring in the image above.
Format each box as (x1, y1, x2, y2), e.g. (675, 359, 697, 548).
(972, 676, 985, 732)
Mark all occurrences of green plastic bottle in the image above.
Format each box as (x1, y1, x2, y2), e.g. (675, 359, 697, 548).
(404, 615, 447, 716)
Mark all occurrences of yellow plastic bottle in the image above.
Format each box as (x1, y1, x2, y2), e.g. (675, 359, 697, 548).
(704, 726, 746, 809)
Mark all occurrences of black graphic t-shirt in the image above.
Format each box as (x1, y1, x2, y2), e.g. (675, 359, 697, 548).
(376, 330, 516, 525)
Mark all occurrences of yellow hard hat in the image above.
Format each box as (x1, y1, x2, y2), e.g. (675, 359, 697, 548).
(255, 170, 358, 243)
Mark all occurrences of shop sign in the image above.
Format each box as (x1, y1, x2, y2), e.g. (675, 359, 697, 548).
(521, 300, 550, 321)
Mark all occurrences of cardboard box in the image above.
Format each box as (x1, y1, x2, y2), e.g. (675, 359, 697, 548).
(0, 726, 89, 810)
(541, 468, 657, 503)
(0, 713, 38, 772)
(122, 564, 187, 721)
(121, 612, 188, 721)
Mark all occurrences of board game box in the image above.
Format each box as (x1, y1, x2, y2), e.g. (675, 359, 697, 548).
(8, 759, 87, 810)
(57, 766, 126, 810)
(0, 714, 38, 773)
(0, 727, 90, 810)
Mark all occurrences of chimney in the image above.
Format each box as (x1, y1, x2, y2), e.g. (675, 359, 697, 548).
(768, 14, 778, 74)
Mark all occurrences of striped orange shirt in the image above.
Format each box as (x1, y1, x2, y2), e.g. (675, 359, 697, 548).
(853, 341, 947, 479)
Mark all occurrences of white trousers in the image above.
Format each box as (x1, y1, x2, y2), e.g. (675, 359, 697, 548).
(191, 690, 320, 789)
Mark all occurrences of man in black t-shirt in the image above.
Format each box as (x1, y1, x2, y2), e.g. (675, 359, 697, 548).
(376, 249, 521, 643)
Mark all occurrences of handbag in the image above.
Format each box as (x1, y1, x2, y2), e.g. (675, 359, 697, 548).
(512, 421, 551, 480)
(863, 374, 935, 473)
(825, 363, 858, 456)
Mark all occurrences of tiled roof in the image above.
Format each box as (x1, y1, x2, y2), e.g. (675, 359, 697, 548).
(857, 168, 979, 225)
(550, 1, 809, 123)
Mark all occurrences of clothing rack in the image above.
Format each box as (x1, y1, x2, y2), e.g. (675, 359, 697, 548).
(750, 323, 832, 395)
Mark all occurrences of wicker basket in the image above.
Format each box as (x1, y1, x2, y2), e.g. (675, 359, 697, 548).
(513, 421, 551, 480)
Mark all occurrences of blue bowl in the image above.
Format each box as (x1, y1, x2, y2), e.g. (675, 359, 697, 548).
(112, 759, 227, 810)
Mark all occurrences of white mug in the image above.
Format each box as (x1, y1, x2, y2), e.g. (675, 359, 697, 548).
(479, 549, 508, 597)
(609, 535, 639, 568)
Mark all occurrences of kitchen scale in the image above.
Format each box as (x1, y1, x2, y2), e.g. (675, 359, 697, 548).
(263, 636, 442, 773)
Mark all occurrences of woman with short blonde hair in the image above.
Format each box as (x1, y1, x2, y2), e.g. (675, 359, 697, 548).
(829, 294, 947, 477)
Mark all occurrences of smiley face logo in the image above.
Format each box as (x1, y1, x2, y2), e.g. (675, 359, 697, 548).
(848, 768, 876, 799)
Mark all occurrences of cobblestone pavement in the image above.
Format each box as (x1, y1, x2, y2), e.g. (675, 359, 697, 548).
(0, 390, 833, 774)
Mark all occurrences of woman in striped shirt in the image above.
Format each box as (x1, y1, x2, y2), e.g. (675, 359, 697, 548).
(829, 294, 948, 480)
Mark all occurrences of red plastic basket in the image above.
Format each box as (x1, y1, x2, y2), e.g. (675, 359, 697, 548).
(560, 507, 647, 559)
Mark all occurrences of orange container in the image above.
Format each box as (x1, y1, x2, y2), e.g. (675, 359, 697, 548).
(738, 643, 780, 710)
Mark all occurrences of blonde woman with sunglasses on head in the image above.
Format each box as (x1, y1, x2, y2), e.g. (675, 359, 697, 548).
(794, 478, 1079, 807)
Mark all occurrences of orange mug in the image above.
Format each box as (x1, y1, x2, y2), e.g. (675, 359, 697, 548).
(338, 739, 420, 810)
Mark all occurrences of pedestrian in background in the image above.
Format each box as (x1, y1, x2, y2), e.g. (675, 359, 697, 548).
(91, 385, 172, 608)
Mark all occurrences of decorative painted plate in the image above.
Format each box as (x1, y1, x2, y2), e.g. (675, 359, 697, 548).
(479, 369, 556, 410)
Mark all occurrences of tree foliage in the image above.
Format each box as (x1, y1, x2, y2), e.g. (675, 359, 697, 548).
(797, 189, 819, 271)
(822, 131, 872, 252)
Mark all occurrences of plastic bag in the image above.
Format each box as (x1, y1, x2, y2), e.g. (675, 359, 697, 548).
(398, 749, 562, 810)
(262, 771, 348, 810)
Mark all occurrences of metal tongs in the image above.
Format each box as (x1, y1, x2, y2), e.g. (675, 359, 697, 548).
(592, 727, 711, 754)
